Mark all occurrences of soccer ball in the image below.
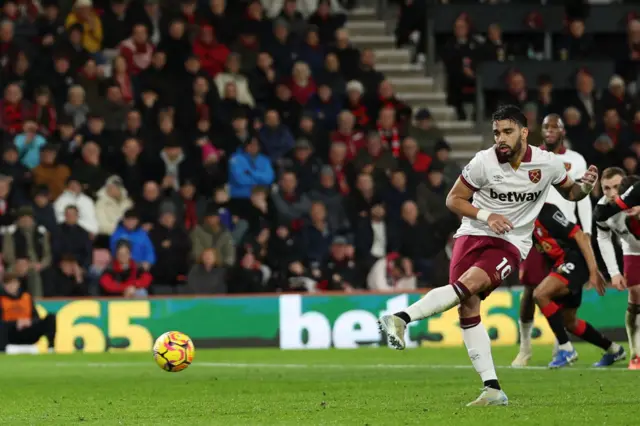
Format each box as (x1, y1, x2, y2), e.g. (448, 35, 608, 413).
(153, 331, 195, 372)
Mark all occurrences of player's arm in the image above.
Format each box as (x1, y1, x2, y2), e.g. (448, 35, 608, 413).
(573, 227, 606, 295)
(553, 165, 599, 202)
(596, 223, 625, 289)
(446, 154, 513, 234)
(593, 184, 640, 222)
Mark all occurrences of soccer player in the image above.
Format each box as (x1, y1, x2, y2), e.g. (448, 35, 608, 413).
(378, 105, 598, 406)
(517, 203, 624, 368)
(595, 169, 640, 369)
(512, 114, 593, 367)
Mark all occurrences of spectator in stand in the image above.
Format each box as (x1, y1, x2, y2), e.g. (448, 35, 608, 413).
(269, 18, 295, 77)
(288, 61, 316, 106)
(0, 174, 20, 230)
(200, 0, 233, 46)
(297, 26, 325, 77)
(64, 85, 90, 129)
(53, 205, 92, 271)
(33, 87, 57, 138)
(266, 221, 306, 291)
(99, 240, 152, 297)
(416, 161, 457, 229)
(499, 71, 530, 111)
(14, 119, 46, 170)
(245, 0, 272, 41)
(300, 200, 334, 265)
(2, 206, 51, 298)
(321, 52, 346, 100)
(432, 141, 459, 186)
(118, 23, 153, 76)
(99, 83, 129, 132)
(372, 81, 412, 128)
(73, 141, 108, 198)
(382, 169, 413, 227)
(249, 52, 278, 108)
(376, 106, 404, 158)
(271, 170, 311, 227)
(231, 21, 261, 74)
(100, 0, 130, 51)
(136, 181, 165, 231)
(114, 138, 147, 199)
(353, 131, 396, 188)
(111, 55, 134, 105)
(228, 248, 265, 293)
(276, 0, 306, 41)
(149, 203, 191, 294)
(308, 165, 350, 235)
(556, 18, 595, 60)
(177, 0, 199, 40)
(49, 254, 87, 297)
(53, 175, 98, 235)
(307, 83, 341, 131)
(65, 0, 103, 54)
(77, 60, 103, 113)
(367, 254, 416, 291)
(601, 75, 634, 122)
(0, 22, 25, 76)
(331, 28, 359, 81)
(398, 136, 431, 185)
(192, 25, 229, 79)
(398, 200, 441, 286)
(155, 139, 193, 192)
(139, 0, 163, 47)
(618, 19, 640, 83)
(271, 83, 299, 131)
(45, 54, 76, 113)
(566, 69, 599, 131)
(408, 108, 445, 155)
(59, 23, 92, 73)
(345, 80, 370, 130)
(157, 18, 190, 77)
(281, 138, 322, 194)
(259, 109, 295, 163)
(347, 172, 380, 224)
(308, 0, 345, 45)
(3, 51, 37, 102)
(31, 186, 58, 236)
(354, 203, 398, 282)
(1, 84, 32, 143)
(1, 145, 31, 201)
(331, 110, 365, 162)
(315, 236, 357, 291)
(356, 48, 384, 96)
(190, 203, 235, 266)
(172, 178, 205, 231)
(95, 175, 133, 238)
(187, 248, 227, 294)
(32, 144, 69, 201)
(110, 208, 155, 270)
(296, 113, 329, 159)
(228, 137, 275, 208)
(327, 141, 353, 195)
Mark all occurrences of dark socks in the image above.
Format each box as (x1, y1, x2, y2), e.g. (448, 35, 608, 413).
(540, 302, 571, 345)
(394, 312, 411, 324)
(572, 319, 612, 351)
(484, 379, 501, 390)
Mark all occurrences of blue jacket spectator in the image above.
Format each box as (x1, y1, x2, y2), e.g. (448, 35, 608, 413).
(297, 29, 325, 76)
(228, 138, 275, 199)
(110, 209, 156, 266)
(306, 84, 342, 131)
(300, 201, 335, 265)
(14, 120, 47, 170)
(259, 110, 295, 162)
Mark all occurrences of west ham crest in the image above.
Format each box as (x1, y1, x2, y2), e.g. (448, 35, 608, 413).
(564, 162, 572, 171)
(528, 169, 542, 183)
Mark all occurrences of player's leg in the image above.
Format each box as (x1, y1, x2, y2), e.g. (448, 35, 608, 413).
(562, 308, 625, 367)
(624, 255, 640, 369)
(512, 284, 535, 367)
(532, 274, 577, 368)
(460, 296, 508, 407)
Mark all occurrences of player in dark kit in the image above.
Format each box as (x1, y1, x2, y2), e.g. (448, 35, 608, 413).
(517, 203, 625, 368)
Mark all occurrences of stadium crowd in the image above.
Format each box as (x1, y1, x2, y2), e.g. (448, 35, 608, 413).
(0, 0, 460, 298)
(1, 0, 639, 299)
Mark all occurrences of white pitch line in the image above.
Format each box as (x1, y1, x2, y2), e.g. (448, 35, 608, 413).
(50, 361, 632, 372)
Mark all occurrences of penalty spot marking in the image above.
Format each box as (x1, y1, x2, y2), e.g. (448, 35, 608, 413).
(51, 361, 631, 372)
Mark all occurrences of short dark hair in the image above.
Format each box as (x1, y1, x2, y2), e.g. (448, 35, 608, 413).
(620, 175, 640, 195)
(492, 104, 527, 128)
(601, 167, 626, 181)
(3, 272, 20, 285)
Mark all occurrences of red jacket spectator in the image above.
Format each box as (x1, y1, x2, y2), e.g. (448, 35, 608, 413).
(119, 24, 154, 76)
(192, 25, 229, 78)
(0, 84, 31, 137)
(99, 259, 153, 296)
(331, 129, 365, 161)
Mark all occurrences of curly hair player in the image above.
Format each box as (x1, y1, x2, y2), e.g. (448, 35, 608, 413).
(378, 105, 599, 407)
(595, 169, 640, 369)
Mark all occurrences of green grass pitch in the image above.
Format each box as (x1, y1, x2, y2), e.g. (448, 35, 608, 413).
(3, 343, 636, 425)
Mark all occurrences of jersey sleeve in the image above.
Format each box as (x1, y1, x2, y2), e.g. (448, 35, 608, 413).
(550, 154, 569, 186)
(594, 184, 640, 222)
(539, 203, 580, 240)
(460, 153, 488, 191)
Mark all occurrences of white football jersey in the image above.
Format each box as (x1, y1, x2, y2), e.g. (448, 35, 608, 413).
(596, 196, 640, 256)
(544, 147, 592, 232)
(455, 145, 568, 259)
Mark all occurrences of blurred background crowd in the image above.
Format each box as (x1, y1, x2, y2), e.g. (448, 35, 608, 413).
(0, 0, 637, 298)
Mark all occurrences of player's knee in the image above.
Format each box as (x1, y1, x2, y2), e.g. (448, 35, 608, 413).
(629, 286, 640, 304)
(458, 268, 491, 294)
(457, 296, 481, 318)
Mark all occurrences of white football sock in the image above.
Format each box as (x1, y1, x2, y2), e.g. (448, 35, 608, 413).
(518, 320, 533, 353)
(558, 341, 574, 352)
(405, 285, 461, 322)
(463, 321, 498, 383)
(607, 342, 622, 354)
(625, 310, 640, 358)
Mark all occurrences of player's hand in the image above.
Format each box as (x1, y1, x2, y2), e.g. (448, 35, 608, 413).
(625, 206, 640, 218)
(588, 270, 607, 296)
(580, 165, 599, 189)
(611, 274, 627, 291)
(487, 213, 513, 235)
